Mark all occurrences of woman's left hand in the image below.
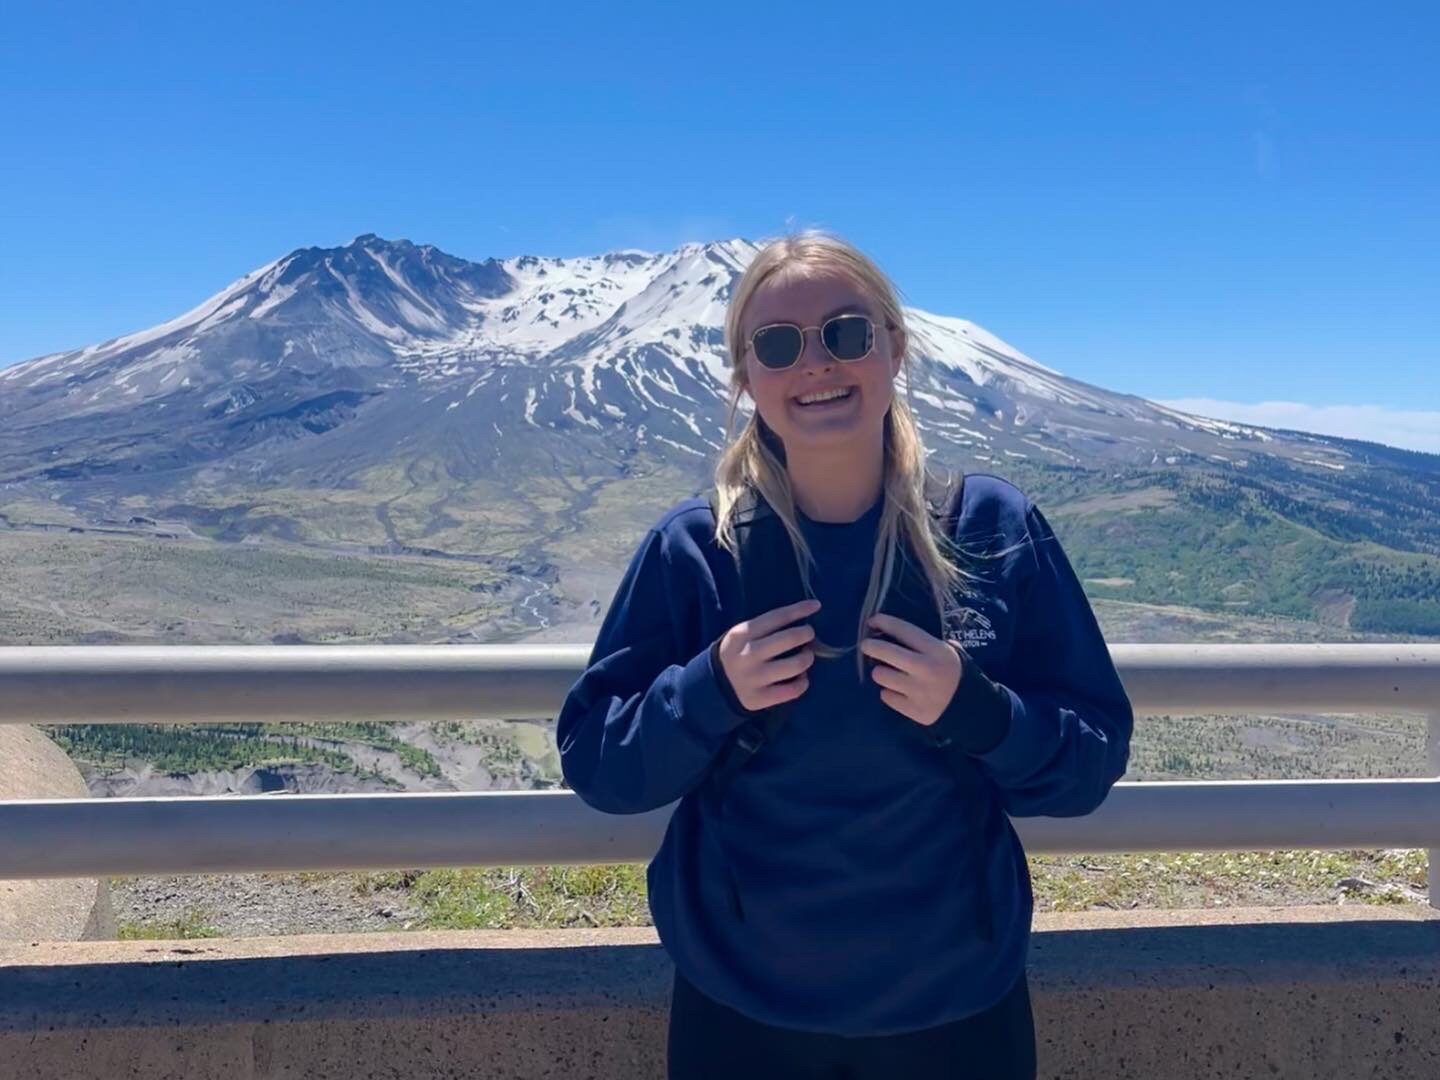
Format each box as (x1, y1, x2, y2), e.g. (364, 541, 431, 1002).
(859, 613, 964, 727)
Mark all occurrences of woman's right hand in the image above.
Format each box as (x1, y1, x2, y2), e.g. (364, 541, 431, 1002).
(715, 598, 820, 711)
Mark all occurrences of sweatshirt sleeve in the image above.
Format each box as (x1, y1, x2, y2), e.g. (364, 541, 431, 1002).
(557, 524, 750, 815)
(929, 501, 1133, 817)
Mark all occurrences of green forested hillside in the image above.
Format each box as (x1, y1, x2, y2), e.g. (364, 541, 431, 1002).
(49, 722, 440, 781)
(1004, 458, 1440, 636)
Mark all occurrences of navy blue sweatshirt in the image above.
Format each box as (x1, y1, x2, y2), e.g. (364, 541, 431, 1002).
(557, 473, 1132, 1036)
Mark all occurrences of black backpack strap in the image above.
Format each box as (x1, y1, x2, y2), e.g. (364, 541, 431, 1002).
(705, 486, 804, 798)
(926, 468, 966, 543)
(708, 702, 790, 796)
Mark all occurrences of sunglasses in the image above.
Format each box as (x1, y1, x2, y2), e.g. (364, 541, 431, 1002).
(745, 313, 891, 371)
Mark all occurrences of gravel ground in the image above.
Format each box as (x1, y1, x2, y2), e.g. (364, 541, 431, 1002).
(108, 871, 423, 938)
(105, 849, 1432, 940)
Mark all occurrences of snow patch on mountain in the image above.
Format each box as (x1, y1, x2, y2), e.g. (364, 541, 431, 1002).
(0, 232, 1360, 482)
(95, 261, 281, 360)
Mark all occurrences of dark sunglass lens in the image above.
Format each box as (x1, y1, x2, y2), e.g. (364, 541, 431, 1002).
(823, 315, 874, 360)
(752, 325, 804, 369)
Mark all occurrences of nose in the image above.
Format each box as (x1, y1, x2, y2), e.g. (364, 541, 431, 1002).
(795, 327, 833, 372)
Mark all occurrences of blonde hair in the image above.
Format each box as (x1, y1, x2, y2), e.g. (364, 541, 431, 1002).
(714, 231, 972, 675)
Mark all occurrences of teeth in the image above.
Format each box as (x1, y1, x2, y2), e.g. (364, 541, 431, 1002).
(796, 387, 852, 405)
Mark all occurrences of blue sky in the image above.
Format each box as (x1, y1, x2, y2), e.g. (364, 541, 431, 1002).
(2, 1, 1437, 450)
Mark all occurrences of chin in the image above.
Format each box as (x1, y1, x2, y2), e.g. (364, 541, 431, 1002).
(772, 416, 887, 456)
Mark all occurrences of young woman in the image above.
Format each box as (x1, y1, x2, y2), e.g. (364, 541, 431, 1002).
(557, 233, 1133, 1079)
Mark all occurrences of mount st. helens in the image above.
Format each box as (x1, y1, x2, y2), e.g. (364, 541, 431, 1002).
(1, 233, 1437, 639)
(0, 235, 1355, 480)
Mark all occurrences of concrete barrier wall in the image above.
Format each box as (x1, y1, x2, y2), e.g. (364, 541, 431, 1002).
(0, 725, 114, 942)
(1, 908, 1437, 1079)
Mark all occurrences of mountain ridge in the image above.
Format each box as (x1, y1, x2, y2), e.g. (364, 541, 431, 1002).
(0, 232, 1359, 478)
(1, 233, 1436, 638)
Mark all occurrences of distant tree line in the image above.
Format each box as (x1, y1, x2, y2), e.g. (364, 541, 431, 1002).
(47, 721, 441, 779)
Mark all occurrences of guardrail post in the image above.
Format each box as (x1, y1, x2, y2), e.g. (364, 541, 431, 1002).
(1431, 712, 1440, 911)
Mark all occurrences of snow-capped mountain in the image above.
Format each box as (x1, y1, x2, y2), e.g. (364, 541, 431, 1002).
(5, 232, 1439, 642)
(1, 232, 1355, 494)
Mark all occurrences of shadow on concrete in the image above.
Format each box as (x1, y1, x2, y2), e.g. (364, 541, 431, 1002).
(1031, 914, 1440, 986)
(1, 940, 674, 1029)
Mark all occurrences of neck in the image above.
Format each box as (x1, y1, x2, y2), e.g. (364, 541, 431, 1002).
(785, 439, 886, 523)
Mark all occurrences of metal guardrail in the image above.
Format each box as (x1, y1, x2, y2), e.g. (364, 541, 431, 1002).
(1, 645, 1437, 908)
(2, 643, 1437, 722)
(4, 781, 1440, 877)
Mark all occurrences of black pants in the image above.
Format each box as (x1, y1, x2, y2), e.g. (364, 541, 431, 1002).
(666, 969, 1037, 1080)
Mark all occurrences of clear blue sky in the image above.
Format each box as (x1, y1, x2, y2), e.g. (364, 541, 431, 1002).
(3, 1, 1437, 448)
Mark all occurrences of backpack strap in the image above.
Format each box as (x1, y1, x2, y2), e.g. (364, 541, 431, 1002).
(926, 468, 966, 546)
(705, 486, 804, 798)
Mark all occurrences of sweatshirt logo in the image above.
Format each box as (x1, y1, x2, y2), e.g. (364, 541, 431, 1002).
(947, 606, 999, 649)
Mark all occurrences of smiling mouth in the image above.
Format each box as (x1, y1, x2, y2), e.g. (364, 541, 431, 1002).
(793, 386, 855, 407)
